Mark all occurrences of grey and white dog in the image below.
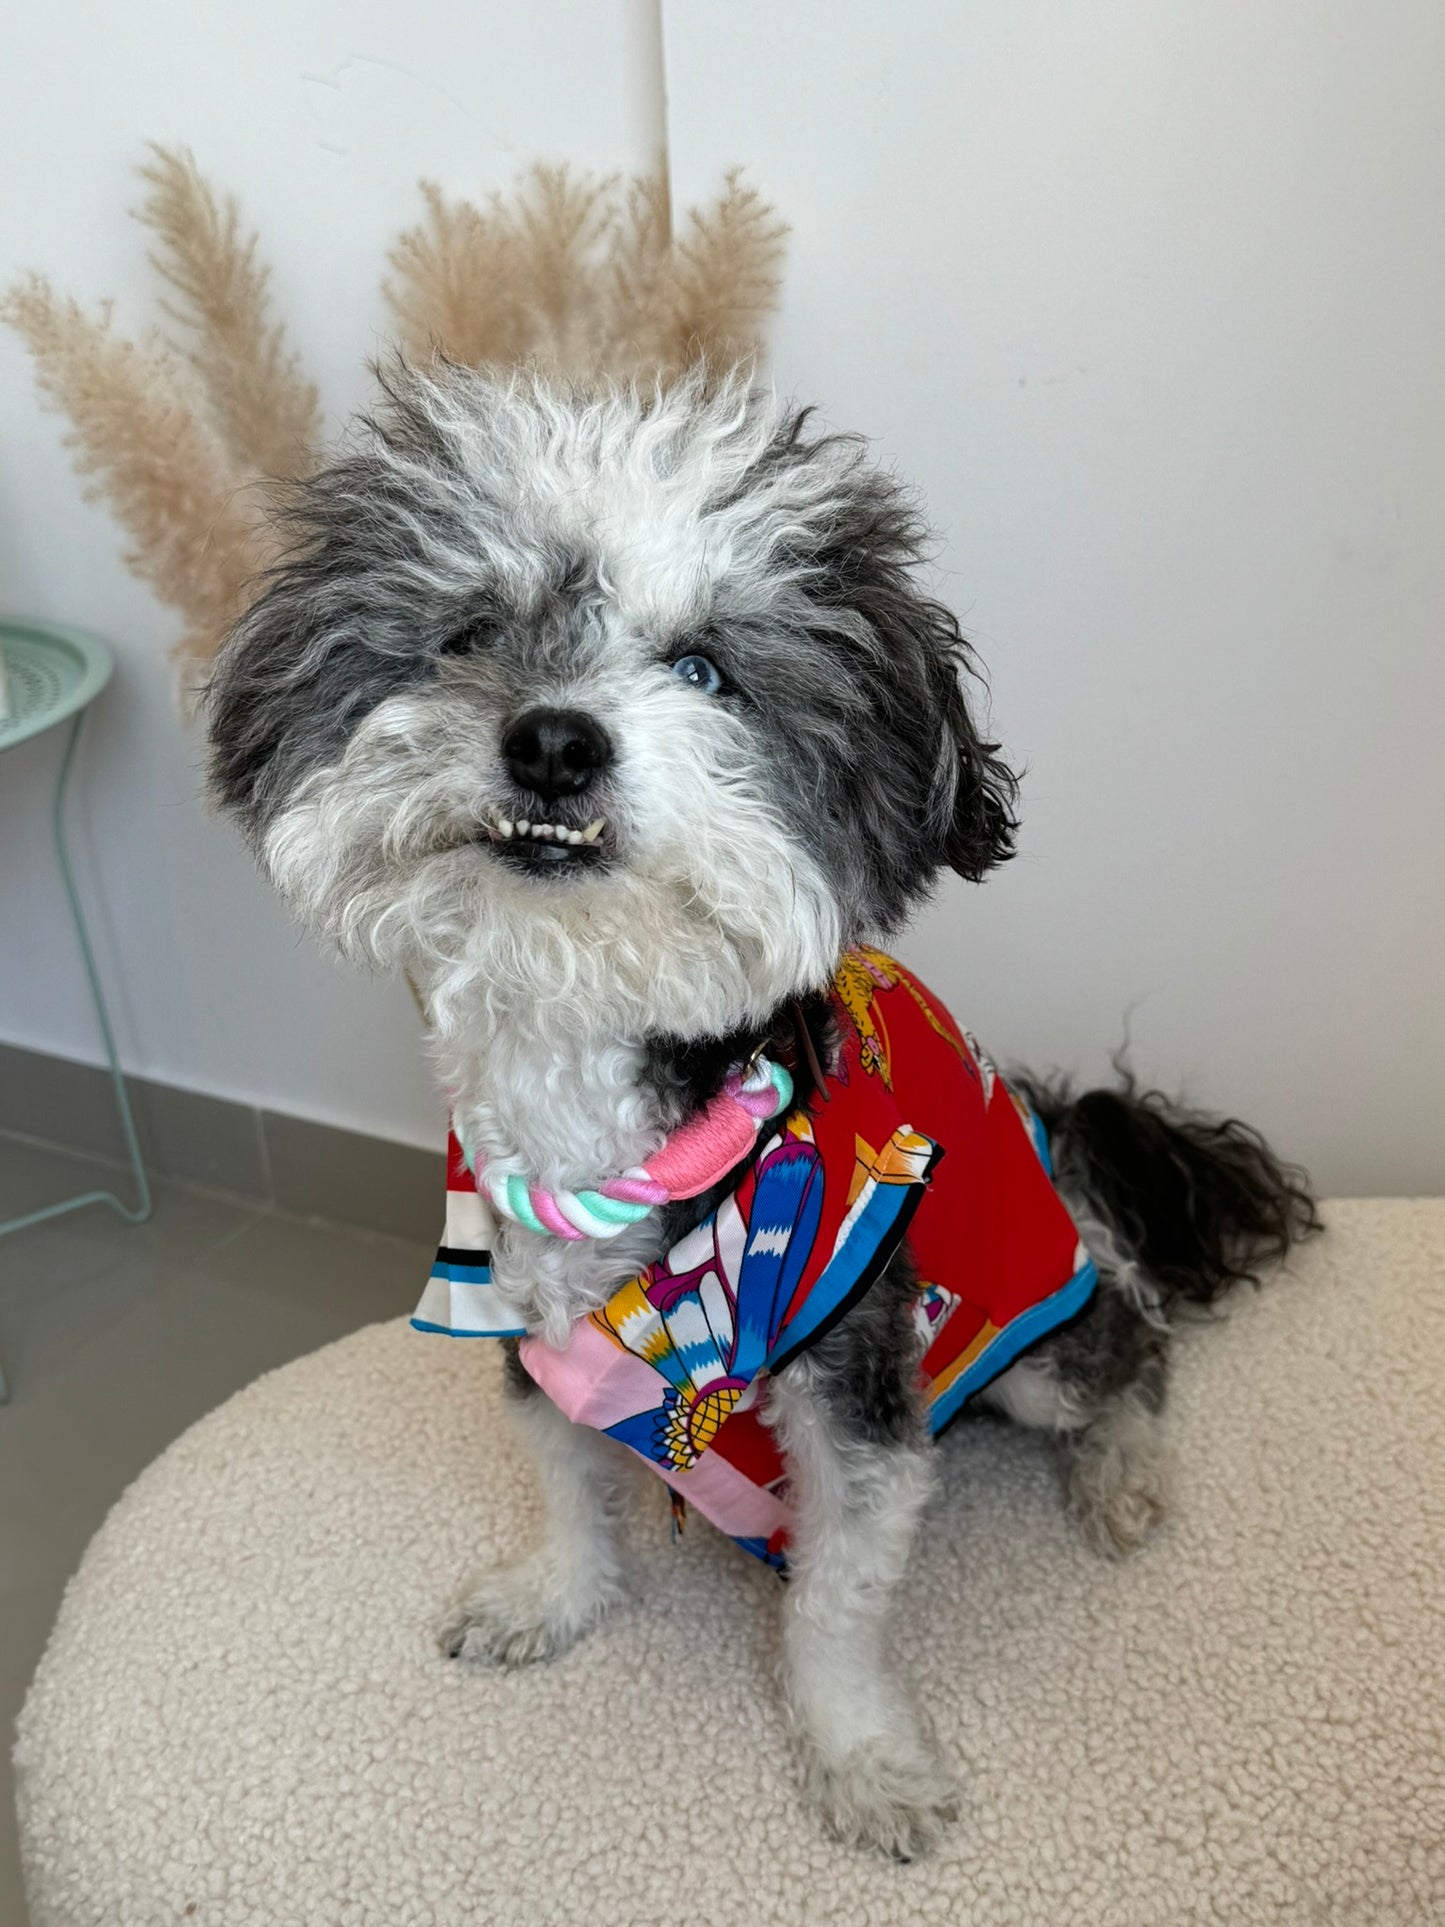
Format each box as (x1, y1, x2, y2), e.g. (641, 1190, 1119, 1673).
(207, 364, 1315, 1859)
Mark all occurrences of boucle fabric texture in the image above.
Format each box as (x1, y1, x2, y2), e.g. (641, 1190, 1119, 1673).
(14, 1199, 1445, 1926)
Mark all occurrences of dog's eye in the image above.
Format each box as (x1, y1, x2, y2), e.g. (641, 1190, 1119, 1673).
(671, 653, 725, 696)
(438, 615, 492, 656)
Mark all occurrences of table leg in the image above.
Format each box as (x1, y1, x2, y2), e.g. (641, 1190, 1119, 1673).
(0, 711, 153, 1399)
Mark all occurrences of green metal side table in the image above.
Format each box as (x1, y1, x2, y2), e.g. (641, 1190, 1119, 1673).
(0, 617, 153, 1402)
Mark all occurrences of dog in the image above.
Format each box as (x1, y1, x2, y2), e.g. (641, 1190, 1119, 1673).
(206, 363, 1317, 1860)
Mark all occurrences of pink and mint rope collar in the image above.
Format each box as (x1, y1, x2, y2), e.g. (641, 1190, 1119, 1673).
(464, 1056, 794, 1241)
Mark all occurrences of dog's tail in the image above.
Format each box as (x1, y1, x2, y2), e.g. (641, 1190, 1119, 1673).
(1015, 1064, 1321, 1309)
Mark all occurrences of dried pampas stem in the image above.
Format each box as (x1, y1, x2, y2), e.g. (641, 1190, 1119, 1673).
(387, 163, 623, 377)
(521, 165, 617, 366)
(598, 170, 674, 376)
(385, 161, 786, 385)
(136, 144, 321, 480)
(385, 180, 528, 370)
(1, 275, 274, 673)
(653, 169, 788, 376)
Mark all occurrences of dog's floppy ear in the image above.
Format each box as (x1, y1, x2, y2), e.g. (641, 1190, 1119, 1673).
(921, 615, 1020, 882)
(788, 444, 1020, 889)
(206, 361, 490, 844)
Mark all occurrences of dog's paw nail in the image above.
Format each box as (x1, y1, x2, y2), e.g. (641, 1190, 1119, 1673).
(1070, 1460, 1170, 1558)
(435, 1564, 620, 1669)
(805, 1741, 959, 1860)
(433, 1611, 472, 1660)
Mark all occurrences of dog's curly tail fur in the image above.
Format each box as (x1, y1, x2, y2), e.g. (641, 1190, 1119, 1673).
(1018, 1065, 1322, 1309)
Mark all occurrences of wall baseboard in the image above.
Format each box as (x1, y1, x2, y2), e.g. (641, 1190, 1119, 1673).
(0, 1041, 443, 1244)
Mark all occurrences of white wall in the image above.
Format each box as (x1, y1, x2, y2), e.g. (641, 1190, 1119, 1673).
(2, 1, 1442, 1191)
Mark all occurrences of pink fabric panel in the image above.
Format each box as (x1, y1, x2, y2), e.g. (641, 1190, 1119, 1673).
(660, 1445, 791, 1543)
(521, 1320, 791, 1542)
(520, 1320, 662, 1431)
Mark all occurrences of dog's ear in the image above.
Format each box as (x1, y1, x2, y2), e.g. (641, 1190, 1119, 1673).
(786, 446, 1019, 888)
(921, 615, 1020, 882)
(204, 493, 423, 848)
(206, 361, 486, 843)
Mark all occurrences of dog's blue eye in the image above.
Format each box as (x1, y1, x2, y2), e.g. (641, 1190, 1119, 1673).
(439, 622, 486, 656)
(671, 653, 724, 695)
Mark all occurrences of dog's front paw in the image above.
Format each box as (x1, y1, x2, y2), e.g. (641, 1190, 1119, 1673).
(802, 1737, 959, 1862)
(435, 1558, 621, 1668)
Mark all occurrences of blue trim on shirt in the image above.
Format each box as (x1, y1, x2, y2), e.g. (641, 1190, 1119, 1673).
(766, 1172, 921, 1366)
(409, 1316, 527, 1338)
(925, 1255, 1100, 1436)
(429, 1257, 493, 1286)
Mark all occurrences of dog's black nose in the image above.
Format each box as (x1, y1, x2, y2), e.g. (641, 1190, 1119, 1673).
(502, 708, 612, 799)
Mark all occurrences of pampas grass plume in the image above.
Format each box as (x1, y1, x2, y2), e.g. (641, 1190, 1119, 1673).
(136, 144, 321, 480)
(6, 148, 786, 683)
(386, 161, 786, 384)
(1, 274, 273, 673)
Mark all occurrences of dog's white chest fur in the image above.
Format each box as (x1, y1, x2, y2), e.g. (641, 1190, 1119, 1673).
(437, 1015, 671, 1342)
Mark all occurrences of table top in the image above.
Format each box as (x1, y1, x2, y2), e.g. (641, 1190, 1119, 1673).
(0, 618, 114, 753)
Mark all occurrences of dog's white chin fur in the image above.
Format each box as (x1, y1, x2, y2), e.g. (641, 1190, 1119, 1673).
(264, 793, 839, 1055)
(261, 689, 843, 1053)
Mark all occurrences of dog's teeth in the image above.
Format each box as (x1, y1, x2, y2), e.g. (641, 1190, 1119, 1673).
(533, 823, 553, 839)
(582, 820, 604, 844)
(566, 829, 583, 846)
(516, 819, 530, 835)
(496, 818, 513, 839)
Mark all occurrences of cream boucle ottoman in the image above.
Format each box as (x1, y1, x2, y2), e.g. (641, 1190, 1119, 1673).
(15, 1201, 1445, 1926)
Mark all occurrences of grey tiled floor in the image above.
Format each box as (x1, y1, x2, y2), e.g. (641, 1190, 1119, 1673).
(0, 1135, 432, 1927)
